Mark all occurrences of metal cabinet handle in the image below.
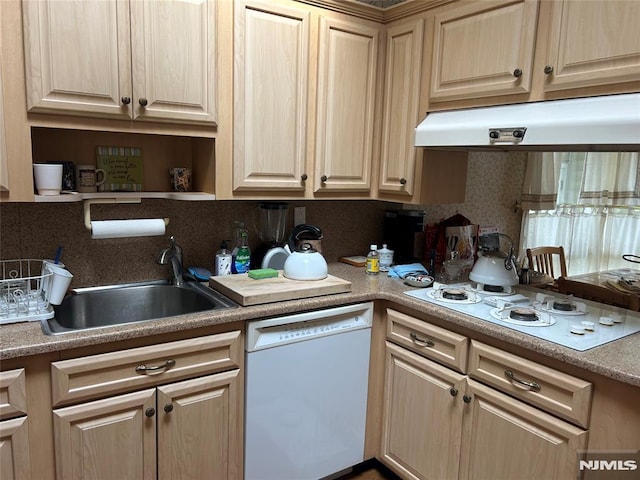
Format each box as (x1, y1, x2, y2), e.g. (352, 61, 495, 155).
(135, 359, 176, 374)
(410, 331, 434, 348)
(164, 403, 174, 413)
(399, 178, 407, 185)
(513, 68, 523, 78)
(139, 97, 148, 107)
(449, 388, 458, 397)
(145, 407, 156, 417)
(121, 96, 131, 105)
(544, 65, 554, 75)
(504, 369, 541, 392)
(301, 173, 308, 181)
(320, 175, 328, 183)
(463, 394, 472, 404)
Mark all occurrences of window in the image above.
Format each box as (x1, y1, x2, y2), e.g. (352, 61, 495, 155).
(520, 152, 640, 275)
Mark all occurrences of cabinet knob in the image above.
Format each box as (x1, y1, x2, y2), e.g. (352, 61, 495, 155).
(399, 178, 407, 185)
(121, 96, 131, 105)
(463, 394, 472, 404)
(145, 407, 156, 417)
(164, 403, 174, 413)
(513, 68, 523, 78)
(489, 130, 500, 139)
(139, 97, 148, 107)
(544, 65, 554, 75)
(301, 173, 308, 182)
(320, 175, 328, 183)
(449, 388, 458, 397)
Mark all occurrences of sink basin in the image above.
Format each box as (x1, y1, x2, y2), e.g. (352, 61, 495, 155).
(42, 280, 238, 335)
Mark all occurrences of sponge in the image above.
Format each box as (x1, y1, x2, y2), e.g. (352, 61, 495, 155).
(248, 268, 279, 280)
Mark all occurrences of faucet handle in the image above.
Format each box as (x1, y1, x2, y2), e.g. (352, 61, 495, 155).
(168, 235, 182, 252)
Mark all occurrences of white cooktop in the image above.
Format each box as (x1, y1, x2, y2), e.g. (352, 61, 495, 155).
(405, 283, 640, 351)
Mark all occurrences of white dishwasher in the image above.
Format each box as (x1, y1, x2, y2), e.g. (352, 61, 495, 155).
(244, 302, 373, 480)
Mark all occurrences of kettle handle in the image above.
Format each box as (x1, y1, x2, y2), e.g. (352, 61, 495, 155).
(288, 224, 323, 252)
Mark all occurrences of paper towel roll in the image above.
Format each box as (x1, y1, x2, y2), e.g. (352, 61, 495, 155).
(91, 219, 166, 239)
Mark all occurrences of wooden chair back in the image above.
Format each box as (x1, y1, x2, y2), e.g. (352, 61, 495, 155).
(526, 246, 568, 279)
(557, 277, 640, 311)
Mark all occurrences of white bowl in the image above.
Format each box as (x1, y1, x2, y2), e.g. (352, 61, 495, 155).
(403, 273, 434, 288)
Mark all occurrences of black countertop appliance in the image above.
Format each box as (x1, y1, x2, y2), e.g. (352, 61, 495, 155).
(384, 209, 426, 264)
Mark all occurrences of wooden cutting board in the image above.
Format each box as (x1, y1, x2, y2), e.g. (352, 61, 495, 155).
(208, 271, 351, 306)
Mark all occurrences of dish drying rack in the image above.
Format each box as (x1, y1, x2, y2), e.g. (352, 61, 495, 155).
(0, 259, 55, 324)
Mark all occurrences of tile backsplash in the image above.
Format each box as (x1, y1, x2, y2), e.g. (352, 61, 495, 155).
(0, 152, 526, 288)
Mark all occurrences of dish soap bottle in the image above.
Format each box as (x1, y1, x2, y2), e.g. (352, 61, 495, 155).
(232, 223, 251, 274)
(215, 240, 232, 276)
(366, 244, 380, 275)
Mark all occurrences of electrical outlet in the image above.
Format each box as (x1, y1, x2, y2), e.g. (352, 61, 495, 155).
(294, 207, 306, 226)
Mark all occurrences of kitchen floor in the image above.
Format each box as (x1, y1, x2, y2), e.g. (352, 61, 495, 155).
(336, 460, 401, 480)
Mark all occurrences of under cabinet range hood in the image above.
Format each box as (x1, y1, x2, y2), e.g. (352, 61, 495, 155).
(415, 94, 640, 151)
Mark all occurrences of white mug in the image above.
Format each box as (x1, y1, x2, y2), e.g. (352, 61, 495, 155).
(76, 165, 106, 193)
(33, 163, 63, 196)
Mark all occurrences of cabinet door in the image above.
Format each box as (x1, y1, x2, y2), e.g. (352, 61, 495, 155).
(314, 15, 378, 193)
(157, 370, 242, 480)
(0, 416, 32, 480)
(459, 379, 588, 480)
(429, 0, 538, 102)
(22, 0, 132, 119)
(233, 0, 310, 192)
(130, 0, 217, 124)
(381, 342, 465, 480)
(0, 54, 8, 192)
(542, 0, 640, 92)
(53, 389, 157, 480)
(378, 18, 423, 197)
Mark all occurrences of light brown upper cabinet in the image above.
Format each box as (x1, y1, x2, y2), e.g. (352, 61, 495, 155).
(377, 17, 424, 197)
(427, 0, 640, 109)
(429, 0, 539, 103)
(22, 0, 216, 125)
(233, 0, 310, 193)
(314, 15, 379, 194)
(230, 0, 380, 199)
(541, 0, 640, 93)
(0, 57, 8, 193)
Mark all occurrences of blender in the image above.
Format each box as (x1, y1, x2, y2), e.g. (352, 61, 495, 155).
(252, 202, 290, 269)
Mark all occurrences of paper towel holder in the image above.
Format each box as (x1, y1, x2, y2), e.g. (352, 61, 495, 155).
(83, 198, 170, 232)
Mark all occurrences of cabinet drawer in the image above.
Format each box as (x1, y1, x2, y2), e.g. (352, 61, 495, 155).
(0, 368, 27, 420)
(51, 331, 242, 406)
(468, 340, 592, 428)
(386, 309, 468, 373)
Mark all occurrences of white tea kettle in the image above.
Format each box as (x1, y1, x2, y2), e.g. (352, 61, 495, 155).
(283, 242, 328, 281)
(469, 233, 518, 287)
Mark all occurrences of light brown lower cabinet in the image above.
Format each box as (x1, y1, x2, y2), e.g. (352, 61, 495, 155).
(50, 331, 243, 480)
(0, 416, 32, 480)
(381, 341, 588, 480)
(0, 368, 32, 480)
(53, 370, 240, 480)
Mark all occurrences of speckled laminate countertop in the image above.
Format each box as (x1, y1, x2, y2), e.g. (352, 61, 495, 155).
(1, 263, 639, 387)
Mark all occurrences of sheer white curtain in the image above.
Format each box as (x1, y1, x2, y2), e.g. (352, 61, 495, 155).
(520, 152, 640, 275)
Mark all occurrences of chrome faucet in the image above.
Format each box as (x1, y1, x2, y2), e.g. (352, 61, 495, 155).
(157, 236, 185, 286)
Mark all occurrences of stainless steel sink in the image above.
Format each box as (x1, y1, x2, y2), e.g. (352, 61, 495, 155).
(42, 280, 238, 335)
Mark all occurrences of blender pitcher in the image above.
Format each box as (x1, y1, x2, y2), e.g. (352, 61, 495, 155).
(258, 202, 289, 244)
